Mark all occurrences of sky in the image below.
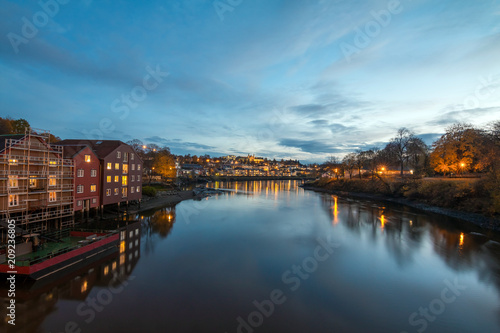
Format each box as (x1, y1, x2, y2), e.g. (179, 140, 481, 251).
(1, 0, 499, 163)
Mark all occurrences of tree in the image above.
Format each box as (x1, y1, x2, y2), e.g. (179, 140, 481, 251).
(342, 153, 358, 179)
(152, 149, 177, 179)
(387, 127, 415, 175)
(0, 117, 14, 135)
(11, 118, 30, 134)
(127, 139, 145, 156)
(430, 123, 489, 175)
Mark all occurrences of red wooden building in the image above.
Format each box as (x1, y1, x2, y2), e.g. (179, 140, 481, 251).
(61, 145, 100, 212)
(58, 140, 142, 209)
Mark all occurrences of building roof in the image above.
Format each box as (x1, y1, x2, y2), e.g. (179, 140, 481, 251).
(57, 140, 140, 161)
(0, 134, 26, 152)
(59, 144, 93, 159)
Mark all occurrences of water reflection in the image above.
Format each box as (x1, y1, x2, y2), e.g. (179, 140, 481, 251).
(0, 223, 141, 333)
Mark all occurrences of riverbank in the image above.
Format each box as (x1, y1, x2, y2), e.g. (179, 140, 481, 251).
(301, 183, 500, 232)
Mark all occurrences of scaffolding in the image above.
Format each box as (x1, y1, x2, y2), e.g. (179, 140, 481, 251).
(0, 128, 74, 234)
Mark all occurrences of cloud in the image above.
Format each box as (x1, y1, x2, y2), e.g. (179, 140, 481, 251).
(279, 138, 347, 154)
(145, 136, 215, 151)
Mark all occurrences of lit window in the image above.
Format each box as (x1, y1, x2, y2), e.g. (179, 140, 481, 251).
(49, 175, 56, 186)
(29, 177, 37, 188)
(49, 160, 57, 166)
(112, 262, 117, 270)
(114, 175, 119, 182)
(8, 194, 19, 207)
(49, 192, 57, 202)
(91, 169, 97, 177)
(107, 176, 111, 183)
(120, 241, 125, 253)
(131, 187, 135, 194)
(114, 188, 119, 195)
(117, 151, 121, 158)
(120, 254, 125, 265)
(8, 176, 18, 188)
(90, 185, 97, 192)
(77, 169, 84, 177)
(122, 176, 128, 186)
(137, 186, 140, 192)
(115, 163, 120, 170)
(106, 189, 111, 196)
(137, 164, 141, 171)
(122, 187, 127, 197)
(77, 185, 84, 193)
(104, 265, 109, 276)
(131, 164, 135, 171)
(123, 164, 128, 174)
(131, 153, 134, 160)
(85, 155, 91, 163)
(107, 163, 112, 170)
(8, 159, 18, 165)
(77, 200, 82, 206)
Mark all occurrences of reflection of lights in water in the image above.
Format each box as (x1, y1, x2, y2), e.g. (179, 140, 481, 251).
(380, 214, 385, 230)
(332, 196, 338, 225)
(81, 280, 88, 293)
(459, 233, 464, 247)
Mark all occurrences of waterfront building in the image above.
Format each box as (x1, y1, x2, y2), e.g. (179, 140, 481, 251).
(0, 129, 74, 234)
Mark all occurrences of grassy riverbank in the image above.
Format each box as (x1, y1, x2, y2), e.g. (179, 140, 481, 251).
(303, 176, 500, 231)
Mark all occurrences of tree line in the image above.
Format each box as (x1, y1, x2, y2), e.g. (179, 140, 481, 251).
(323, 121, 500, 178)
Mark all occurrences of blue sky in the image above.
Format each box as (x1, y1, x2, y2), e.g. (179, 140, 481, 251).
(1, 0, 499, 163)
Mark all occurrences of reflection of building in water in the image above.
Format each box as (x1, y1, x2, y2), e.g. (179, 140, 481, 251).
(0, 222, 141, 332)
(209, 180, 301, 200)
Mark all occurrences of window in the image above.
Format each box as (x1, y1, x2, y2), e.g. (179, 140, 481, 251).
(29, 177, 37, 188)
(131, 187, 135, 194)
(131, 164, 135, 171)
(8, 159, 18, 166)
(8, 176, 18, 188)
(122, 176, 128, 186)
(117, 151, 121, 158)
(49, 160, 57, 166)
(85, 155, 91, 162)
(122, 187, 128, 197)
(91, 169, 97, 177)
(115, 163, 120, 170)
(114, 188, 119, 195)
(114, 175, 119, 183)
(131, 175, 135, 182)
(77, 185, 84, 193)
(131, 153, 134, 161)
(49, 192, 57, 202)
(90, 185, 97, 192)
(136, 186, 140, 193)
(124, 152, 128, 162)
(123, 164, 128, 174)
(107, 176, 111, 183)
(77, 169, 84, 177)
(49, 175, 56, 186)
(129, 231, 133, 238)
(106, 189, 111, 196)
(107, 163, 112, 170)
(135, 229, 139, 236)
(77, 200, 82, 206)
(137, 164, 141, 171)
(8, 194, 19, 207)
(92, 198, 97, 203)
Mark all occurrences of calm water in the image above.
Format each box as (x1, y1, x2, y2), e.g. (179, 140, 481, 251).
(3, 180, 500, 333)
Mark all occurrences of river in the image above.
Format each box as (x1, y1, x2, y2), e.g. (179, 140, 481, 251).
(2, 180, 500, 333)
